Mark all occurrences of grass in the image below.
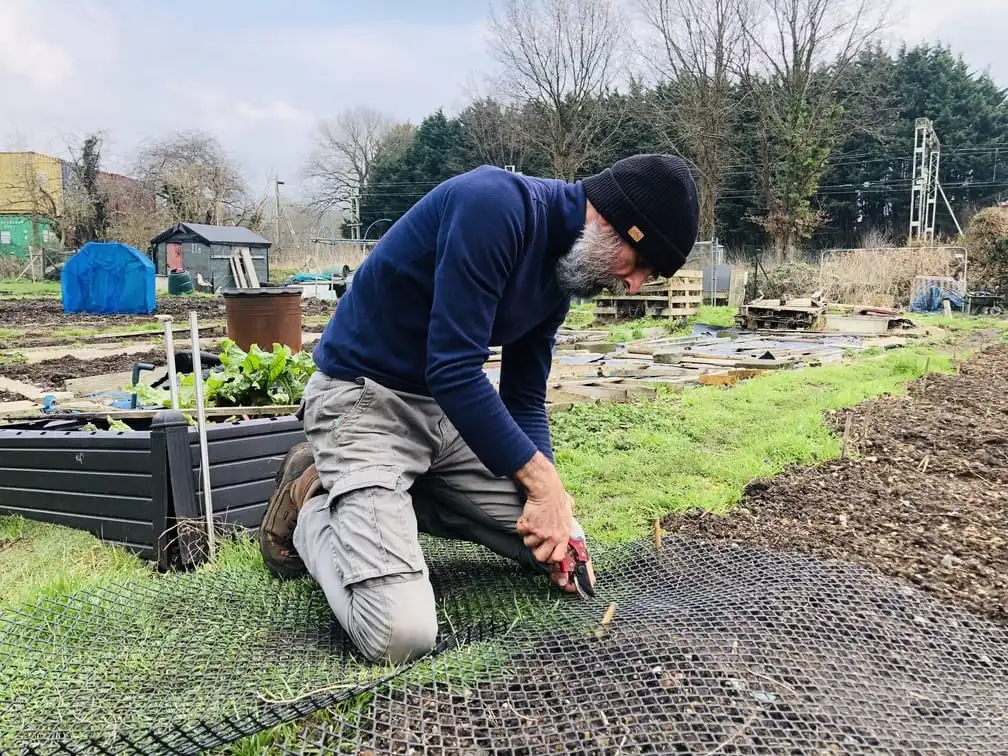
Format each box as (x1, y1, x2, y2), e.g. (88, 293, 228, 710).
(0, 279, 60, 297)
(606, 305, 738, 342)
(562, 301, 738, 342)
(550, 345, 955, 542)
(0, 530, 409, 754)
(0, 517, 151, 608)
(51, 322, 165, 340)
(911, 312, 1008, 334)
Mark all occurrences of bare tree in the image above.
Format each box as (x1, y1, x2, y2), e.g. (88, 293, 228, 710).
(741, 0, 893, 259)
(304, 107, 411, 214)
(458, 97, 536, 170)
(637, 0, 754, 239)
(102, 174, 163, 251)
(486, 0, 625, 180)
(134, 130, 255, 227)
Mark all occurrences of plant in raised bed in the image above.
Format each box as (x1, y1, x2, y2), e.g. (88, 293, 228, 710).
(132, 339, 316, 409)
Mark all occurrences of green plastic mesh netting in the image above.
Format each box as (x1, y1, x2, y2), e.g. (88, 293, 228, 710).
(3, 536, 1007, 755)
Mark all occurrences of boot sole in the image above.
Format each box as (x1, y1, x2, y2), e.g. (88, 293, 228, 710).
(259, 442, 316, 579)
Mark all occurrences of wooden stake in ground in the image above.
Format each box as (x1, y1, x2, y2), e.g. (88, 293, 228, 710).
(190, 311, 216, 561)
(162, 317, 179, 410)
(841, 414, 853, 459)
(653, 518, 663, 551)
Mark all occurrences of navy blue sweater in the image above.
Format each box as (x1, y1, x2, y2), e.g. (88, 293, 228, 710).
(313, 166, 584, 478)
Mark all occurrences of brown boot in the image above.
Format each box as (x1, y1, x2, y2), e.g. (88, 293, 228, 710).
(259, 442, 325, 579)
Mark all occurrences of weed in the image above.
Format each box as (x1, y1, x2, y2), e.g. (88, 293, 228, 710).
(563, 301, 595, 330)
(0, 515, 25, 543)
(0, 351, 27, 365)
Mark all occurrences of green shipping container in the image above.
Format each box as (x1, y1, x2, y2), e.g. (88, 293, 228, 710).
(0, 215, 57, 258)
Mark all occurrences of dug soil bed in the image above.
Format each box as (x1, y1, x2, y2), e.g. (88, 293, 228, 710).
(0, 349, 170, 391)
(0, 294, 333, 335)
(663, 343, 1008, 621)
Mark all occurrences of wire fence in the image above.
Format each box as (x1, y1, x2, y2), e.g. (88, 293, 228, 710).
(3, 536, 1007, 754)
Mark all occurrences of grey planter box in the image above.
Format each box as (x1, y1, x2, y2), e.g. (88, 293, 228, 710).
(0, 411, 305, 570)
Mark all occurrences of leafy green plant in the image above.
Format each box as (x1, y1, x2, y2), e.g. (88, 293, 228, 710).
(133, 339, 316, 409)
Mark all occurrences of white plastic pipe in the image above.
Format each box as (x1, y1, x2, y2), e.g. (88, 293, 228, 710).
(189, 310, 216, 560)
(163, 318, 179, 410)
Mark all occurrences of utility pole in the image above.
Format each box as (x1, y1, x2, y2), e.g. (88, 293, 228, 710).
(274, 176, 284, 253)
(909, 118, 939, 244)
(349, 188, 361, 240)
(908, 117, 961, 245)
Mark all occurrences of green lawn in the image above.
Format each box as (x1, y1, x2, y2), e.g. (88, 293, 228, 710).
(552, 345, 954, 541)
(0, 279, 61, 297)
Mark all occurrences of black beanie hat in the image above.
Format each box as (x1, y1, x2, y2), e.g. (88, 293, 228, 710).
(580, 154, 700, 277)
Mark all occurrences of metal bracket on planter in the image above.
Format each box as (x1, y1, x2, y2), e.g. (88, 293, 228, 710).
(130, 362, 156, 409)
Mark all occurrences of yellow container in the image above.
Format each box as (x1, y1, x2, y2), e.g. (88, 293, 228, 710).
(0, 151, 67, 216)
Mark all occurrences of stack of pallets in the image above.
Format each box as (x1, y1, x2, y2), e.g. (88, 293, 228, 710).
(592, 270, 703, 322)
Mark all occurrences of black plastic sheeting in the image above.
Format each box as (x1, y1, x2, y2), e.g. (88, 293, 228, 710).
(3, 537, 1008, 755)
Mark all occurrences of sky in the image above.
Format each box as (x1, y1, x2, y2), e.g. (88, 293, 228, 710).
(2, 0, 1006, 203)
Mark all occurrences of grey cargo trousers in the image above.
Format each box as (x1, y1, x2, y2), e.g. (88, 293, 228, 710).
(293, 370, 571, 664)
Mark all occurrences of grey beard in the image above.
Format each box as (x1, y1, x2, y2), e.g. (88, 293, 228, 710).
(554, 221, 629, 298)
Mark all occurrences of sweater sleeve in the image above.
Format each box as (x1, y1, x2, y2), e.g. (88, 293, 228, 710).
(425, 181, 539, 478)
(498, 299, 569, 463)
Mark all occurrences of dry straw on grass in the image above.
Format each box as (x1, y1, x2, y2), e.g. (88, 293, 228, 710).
(818, 246, 961, 306)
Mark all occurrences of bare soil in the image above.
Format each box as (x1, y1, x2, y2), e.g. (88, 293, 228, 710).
(0, 349, 169, 390)
(662, 342, 1008, 622)
(0, 390, 24, 403)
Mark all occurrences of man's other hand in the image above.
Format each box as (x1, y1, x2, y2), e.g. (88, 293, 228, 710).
(514, 452, 574, 564)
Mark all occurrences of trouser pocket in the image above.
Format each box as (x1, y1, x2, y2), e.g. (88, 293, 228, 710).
(328, 464, 426, 587)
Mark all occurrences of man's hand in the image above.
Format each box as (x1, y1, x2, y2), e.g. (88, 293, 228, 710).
(513, 451, 574, 564)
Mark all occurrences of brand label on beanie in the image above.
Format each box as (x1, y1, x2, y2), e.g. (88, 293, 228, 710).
(628, 225, 644, 242)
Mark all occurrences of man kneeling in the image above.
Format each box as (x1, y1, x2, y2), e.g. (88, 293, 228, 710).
(258, 155, 700, 664)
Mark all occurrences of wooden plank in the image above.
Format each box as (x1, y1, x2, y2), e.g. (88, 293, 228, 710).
(1, 404, 300, 423)
(233, 253, 249, 288)
(698, 369, 764, 387)
(0, 376, 73, 401)
(241, 248, 261, 288)
(229, 255, 242, 288)
(728, 268, 748, 307)
(65, 369, 159, 395)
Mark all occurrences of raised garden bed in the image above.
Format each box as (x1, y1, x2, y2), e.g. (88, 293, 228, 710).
(0, 410, 304, 570)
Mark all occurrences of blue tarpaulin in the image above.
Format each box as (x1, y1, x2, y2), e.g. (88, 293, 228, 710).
(909, 285, 964, 314)
(61, 241, 156, 315)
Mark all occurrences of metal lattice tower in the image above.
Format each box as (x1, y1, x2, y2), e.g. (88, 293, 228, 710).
(909, 117, 941, 243)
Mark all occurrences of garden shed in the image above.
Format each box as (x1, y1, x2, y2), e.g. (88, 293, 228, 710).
(150, 222, 271, 290)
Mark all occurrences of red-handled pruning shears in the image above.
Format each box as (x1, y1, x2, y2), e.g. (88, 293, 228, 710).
(551, 536, 595, 598)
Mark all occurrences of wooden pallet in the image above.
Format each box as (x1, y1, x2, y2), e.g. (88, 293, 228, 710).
(592, 270, 703, 321)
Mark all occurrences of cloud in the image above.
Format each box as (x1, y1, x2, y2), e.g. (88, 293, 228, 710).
(1, 0, 1003, 201)
(236, 101, 314, 125)
(0, 1, 76, 90)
